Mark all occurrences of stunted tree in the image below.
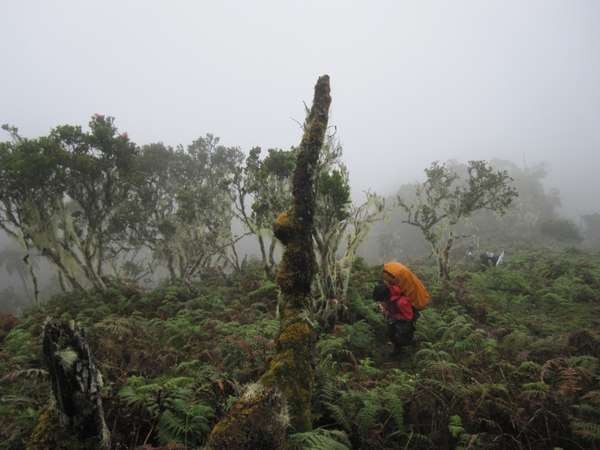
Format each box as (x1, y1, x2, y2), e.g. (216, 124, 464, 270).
(232, 132, 385, 311)
(470, 160, 562, 244)
(397, 160, 517, 280)
(126, 136, 244, 285)
(0, 125, 70, 295)
(312, 136, 385, 322)
(231, 147, 295, 278)
(372, 159, 569, 261)
(0, 116, 137, 291)
(52, 116, 137, 289)
(1, 119, 245, 290)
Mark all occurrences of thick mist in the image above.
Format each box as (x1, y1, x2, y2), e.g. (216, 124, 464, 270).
(2, 1, 599, 214)
(1, 1, 599, 306)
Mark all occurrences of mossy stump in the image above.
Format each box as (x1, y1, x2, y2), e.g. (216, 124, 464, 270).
(205, 383, 288, 450)
(33, 318, 110, 450)
(27, 403, 82, 450)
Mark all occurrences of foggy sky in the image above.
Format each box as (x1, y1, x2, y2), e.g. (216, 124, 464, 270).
(2, 1, 599, 217)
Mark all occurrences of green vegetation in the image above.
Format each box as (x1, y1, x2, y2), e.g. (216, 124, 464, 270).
(1, 248, 599, 449)
(397, 160, 518, 281)
(2, 79, 600, 450)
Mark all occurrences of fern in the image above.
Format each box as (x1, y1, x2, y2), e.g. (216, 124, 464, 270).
(354, 393, 379, 437)
(356, 357, 381, 379)
(93, 315, 135, 340)
(320, 374, 412, 447)
(341, 320, 375, 355)
(118, 374, 214, 446)
(570, 389, 600, 442)
(379, 384, 406, 433)
(321, 381, 352, 432)
(317, 335, 347, 359)
(404, 429, 435, 448)
(571, 420, 600, 442)
(157, 399, 214, 446)
(288, 428, 351, 450)
(521, 381, 549, 400)
(0, 368, 47, 383)
(517, 360, 541, 377)
(2, 328, 36, 365)
(449, 414, 465, 438)
(118, 375, 193, 417)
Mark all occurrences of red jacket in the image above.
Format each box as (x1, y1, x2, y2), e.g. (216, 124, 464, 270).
(382, 285, 414, 321)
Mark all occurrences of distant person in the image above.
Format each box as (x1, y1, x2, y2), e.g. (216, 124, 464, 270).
(466, 243, 475, 258)
(480, 250, 504, 267)
(373, 281, 415, 355)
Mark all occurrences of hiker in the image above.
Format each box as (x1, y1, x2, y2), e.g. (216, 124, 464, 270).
(466, 243, 475, 258)
(373, 281, 415, 354)
(374, 261, 431, 354)
(480, 250, 504, 267)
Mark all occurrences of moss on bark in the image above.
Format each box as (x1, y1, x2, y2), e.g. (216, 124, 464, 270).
(31, 318, 110, 450)
(207, 75, 331, 448)
(206, 383, 288, 450)
(27, 403, 83, 450)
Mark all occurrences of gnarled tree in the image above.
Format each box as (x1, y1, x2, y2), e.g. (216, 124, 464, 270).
(231, 146, 296, 279)
(397, 160, 518, 281)
(0, 116, 137, 291)
(124, 136, 244, 285)
(312, 136, 385, 325)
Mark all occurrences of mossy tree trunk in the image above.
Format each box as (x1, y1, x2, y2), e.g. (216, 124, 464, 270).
(206, 75, 331, 449)
(30, 318, 110, 450)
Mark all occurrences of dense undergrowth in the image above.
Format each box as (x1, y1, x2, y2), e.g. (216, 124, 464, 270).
(1, 249, 600, 450)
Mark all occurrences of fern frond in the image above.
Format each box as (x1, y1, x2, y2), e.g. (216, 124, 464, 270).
(355, 396, 379, 436)
(404, 429, 434, 448)
(289, 428, 351, 450)
(521, 381, 549, 400)
(379, 387, 405, 432)
(0, 368, 48, 383)
(571, 420, 600, 441)
(323, 400, 352, 432)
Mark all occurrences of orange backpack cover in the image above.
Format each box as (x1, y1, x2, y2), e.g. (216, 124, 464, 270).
(382, 261, 430, 310)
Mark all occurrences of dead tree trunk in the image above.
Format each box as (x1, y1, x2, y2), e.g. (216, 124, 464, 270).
(206, 75, 331, 449)
(35, 318, 110, 449)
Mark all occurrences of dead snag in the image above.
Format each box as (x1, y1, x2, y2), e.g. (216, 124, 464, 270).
(31, 318, 110, 450)
(206, 75, 331, 449)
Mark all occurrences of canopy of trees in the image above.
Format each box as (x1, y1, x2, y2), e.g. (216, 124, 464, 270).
(397, 160, 518, 280)
(366, 160, 586, 269)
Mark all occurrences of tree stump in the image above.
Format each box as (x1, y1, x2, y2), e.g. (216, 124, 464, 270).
(35, 318, 110, 450)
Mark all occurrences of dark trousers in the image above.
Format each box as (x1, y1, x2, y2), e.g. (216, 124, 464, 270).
(388, 320, 415, 352)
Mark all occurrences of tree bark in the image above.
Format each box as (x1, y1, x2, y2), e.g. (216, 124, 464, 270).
(35, 318, 110, 449)
(22, 244, 39, 304)
(206, 75, 331, 449)
(257, 234, 273, 279)
(439, 233, 454, 281)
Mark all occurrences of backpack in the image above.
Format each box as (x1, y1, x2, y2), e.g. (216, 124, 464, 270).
(382, 261, 430, 310)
